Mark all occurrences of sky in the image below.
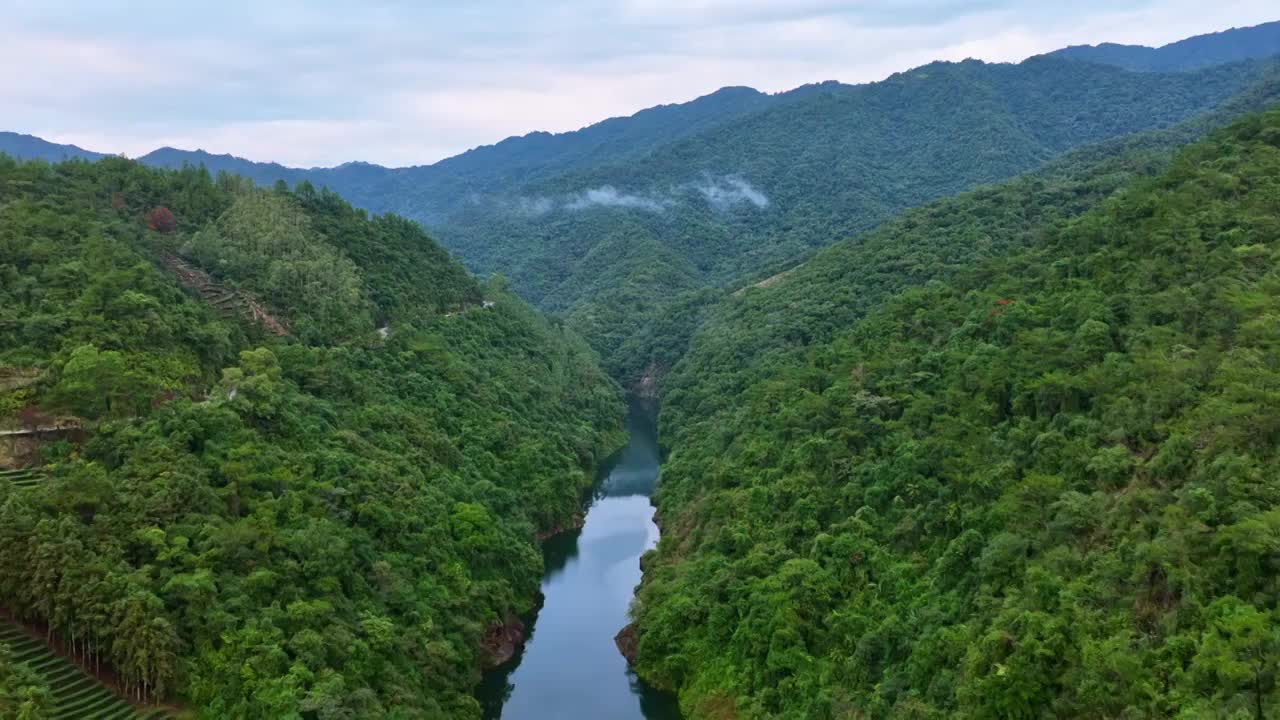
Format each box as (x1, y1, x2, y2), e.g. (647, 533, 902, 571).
(3, 0, 1276, 167)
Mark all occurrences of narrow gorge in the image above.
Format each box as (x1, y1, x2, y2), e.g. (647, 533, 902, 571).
(478, 403, 680, 719)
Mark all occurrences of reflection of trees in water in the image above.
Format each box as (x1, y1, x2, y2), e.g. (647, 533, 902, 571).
(633, 670, 683, 719)
(541, 528, 583, 579)
(477, 602, 537, 719)
(598, 403, 661, 499)
(477, 659, 516, 719)
(602, 468, 658, 498)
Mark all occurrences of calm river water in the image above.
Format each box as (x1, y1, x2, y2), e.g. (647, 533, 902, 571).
(478, 403, 681, 720)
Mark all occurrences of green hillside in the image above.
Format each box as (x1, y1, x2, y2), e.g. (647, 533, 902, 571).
(630, 108, 1280, 718)
(0, 155, 624, 717)
(435, 56, 1275, 383)
(21, 37, 1275, 390)
(138, 84, 777, 226)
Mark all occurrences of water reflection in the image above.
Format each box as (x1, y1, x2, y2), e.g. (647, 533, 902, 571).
(478, 403, 680, 720)
(540, 528, 583, 581)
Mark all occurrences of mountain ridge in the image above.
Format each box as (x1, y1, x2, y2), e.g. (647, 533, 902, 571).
(0, 131, 105, 163)
(4, 20, 1273, 178)
(1047, 19, 1280, 71)
(5, 21, 1279, 390)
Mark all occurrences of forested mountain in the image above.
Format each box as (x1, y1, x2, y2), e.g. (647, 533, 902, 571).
(385, 84, 775, 212)
(7, 16, 1280, 720)
(442, 57, 1276, 384)
(0, 156, 624, 717)
(9, 23, 1278, 391)
(628, 107, 1280, 718)
(0, 133, 104, 163)
(1049, 19, 1280, 71)
(643, 62, 1280, 425)
(138, 57, 1280, 388)
(138, 148, 316, 191)
(137, 85, 778, 227)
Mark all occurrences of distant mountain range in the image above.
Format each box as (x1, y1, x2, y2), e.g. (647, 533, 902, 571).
(1047, 19, 1280, 71)
(4, 20, 1279, 386)
(0, 132, 105, 163)
(9, 20, 1279, 189)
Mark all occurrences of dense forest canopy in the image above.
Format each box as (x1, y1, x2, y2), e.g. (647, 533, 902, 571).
(629, 108, 1280, 718)
(0, 155, 624, 718)
(414, 56, 1277, 383)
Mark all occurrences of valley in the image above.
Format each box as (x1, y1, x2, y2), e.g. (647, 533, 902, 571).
(478, 403, 678, 720)
(3, 14, 1280, 720)
(10, 27, 1280, 390)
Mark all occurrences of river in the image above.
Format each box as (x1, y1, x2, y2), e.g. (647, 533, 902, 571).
(478, 402, 681, 720)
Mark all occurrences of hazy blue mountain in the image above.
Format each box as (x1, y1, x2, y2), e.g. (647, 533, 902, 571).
(425, 85, 774, 193)
(139, 146, 313, 186)
(128, 85, 778, 226)
(0, 132, 105, 162)
(1049, 19, 1280, 71)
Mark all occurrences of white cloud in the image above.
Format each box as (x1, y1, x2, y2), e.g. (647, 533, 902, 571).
(510, 196, 556, 216)
(694, 175, 769, 209)
(566, 186, 670, 212)
(501, 174, 770, 215)
(3, 1, 1277, 166)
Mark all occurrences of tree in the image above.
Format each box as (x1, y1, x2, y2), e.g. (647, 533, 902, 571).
(146, 206, 177, 233)
(51, 344, 149, 418)
(1191, 598, 1279, 719)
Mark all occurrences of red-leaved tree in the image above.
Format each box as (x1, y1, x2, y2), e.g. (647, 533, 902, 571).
(146, 206, 177, 233)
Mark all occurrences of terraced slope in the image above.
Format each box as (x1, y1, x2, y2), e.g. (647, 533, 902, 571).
(0, 468, 46, 489)
(0, 624, 171, 719)
(159, 253, 288, 336)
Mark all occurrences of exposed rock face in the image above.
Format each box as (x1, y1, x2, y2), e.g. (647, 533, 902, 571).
(633, 361, 667, 400)
(482, 615, 526, 668)
(614, 623, 639, 665)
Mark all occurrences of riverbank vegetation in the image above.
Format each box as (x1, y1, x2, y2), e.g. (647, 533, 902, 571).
(0, 155, 624, 717)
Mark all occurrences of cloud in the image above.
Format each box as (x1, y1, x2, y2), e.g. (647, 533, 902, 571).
(565, 186, 670, 212)
(694, 175, 769, 209)
(503, 174, 769, 215)
(509, 196, 556, 216)
(3, 1, 1278, 166)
